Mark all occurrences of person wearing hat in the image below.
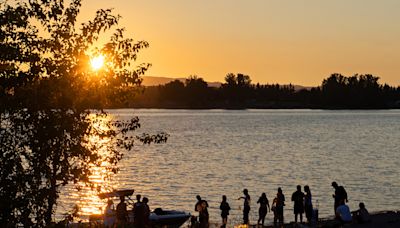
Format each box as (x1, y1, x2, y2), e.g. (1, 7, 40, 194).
(332, 181, 348, 215)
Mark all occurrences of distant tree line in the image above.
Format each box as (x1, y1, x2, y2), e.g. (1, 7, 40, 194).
(129, 73, 400, 109)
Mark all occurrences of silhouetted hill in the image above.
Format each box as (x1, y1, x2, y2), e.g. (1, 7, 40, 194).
(292, 85, 312, 91)
(142, 76, 309, 90)
(142, 76, 185, 86)
(142, 76, 222, 88)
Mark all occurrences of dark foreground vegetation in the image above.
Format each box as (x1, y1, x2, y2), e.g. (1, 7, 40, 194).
(1, 0, 167, 226)
(130, 73, 400, 109)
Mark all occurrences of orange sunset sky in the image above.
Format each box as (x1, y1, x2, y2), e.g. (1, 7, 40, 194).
(79, 0, 400, 86)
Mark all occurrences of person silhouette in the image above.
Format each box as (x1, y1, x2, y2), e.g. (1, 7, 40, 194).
(275, 187, 285, 226)
(352, 202, 371, 224)
(116, 196, 128, 226)
(291, 185, 305, 223)
(238, 189, 251, 225)
(134, 194, 142, 209)
(104, 199, 115, 227)
(195, 195, 209, 228)
(271, 197, 278, 225)
(332, 181, 348, 215)
(142, 197, 151, 228)
(133, 194, 143, 226)
(219, 195, 231, 228)
(257, 192, 270, 226)
(304, 185, 313, 224)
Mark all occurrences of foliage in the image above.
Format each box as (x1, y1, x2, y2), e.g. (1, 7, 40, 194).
(321, 73, 384, 108)
(0, 0, 167, 226)
(160, 79, 185, 102)
(221, 73, 253, 105)
(132, 73, 400, 109)
(184, 76, 210, 107)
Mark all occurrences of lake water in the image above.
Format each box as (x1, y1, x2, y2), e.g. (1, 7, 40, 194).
(58, 109, 400, 225)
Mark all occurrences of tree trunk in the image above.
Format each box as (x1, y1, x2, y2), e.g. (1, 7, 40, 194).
(45, 161, 58, 226)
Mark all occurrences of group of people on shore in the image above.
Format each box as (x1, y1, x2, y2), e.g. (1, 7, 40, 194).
(101, 181, 371, 227)
(103, 194, 150, 227)
(194, 186, 308, 227)
(194, 181, 371, 227)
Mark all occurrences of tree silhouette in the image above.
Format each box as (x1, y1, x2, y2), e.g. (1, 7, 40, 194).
(321, 73, 387, 108)
(221, 73, 253, 106)
(160, 79, 185, 104)
(184, 75, 211, 107)
(0, 0, 166, 226)
(236, 73, 252, 87)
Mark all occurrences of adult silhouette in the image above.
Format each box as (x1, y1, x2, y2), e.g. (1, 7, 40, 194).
(332, 182, 348, 215)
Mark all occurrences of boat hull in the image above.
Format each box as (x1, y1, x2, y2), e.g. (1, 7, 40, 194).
(150, 210, 191, 228)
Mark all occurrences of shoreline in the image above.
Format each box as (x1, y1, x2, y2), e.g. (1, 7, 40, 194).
(69, 210, 400, 227)
(203, 210, 400, 228)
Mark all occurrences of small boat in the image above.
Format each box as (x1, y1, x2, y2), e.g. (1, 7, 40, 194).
(150, 208, 191, 228)
(96, 189, 191, 228)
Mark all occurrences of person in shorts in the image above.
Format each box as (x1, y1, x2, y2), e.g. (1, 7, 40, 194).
(219, 195, 231, 228)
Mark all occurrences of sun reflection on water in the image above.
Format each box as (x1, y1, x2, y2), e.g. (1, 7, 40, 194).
(74, 113, 120, 217)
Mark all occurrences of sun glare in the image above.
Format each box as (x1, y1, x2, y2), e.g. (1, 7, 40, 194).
(90, 55, 105, 71)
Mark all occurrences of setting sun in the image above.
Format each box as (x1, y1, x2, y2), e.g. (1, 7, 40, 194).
(90, 55, 105, 71)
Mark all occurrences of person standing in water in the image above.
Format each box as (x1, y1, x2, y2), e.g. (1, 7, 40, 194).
(257, 192, 270, 226)
(219, 195, 231, 228)
(238, 189, 251, 225)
